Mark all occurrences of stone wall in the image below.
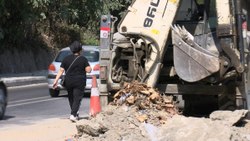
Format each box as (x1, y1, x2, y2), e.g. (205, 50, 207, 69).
(0, 48, 56, 74)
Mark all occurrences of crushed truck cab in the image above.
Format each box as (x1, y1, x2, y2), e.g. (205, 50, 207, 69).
(99, 0, 250, 114)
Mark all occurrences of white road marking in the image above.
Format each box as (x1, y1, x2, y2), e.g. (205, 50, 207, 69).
(8, 83, 48, 89)
(8, 98, 62, 108)
(9, 96, 50, 104)
(8, 92, 68, 108)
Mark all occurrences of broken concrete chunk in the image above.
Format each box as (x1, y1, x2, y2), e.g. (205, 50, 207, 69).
(126, 95, 135, 104)
(140, 90, 150, 95)
(149, 93, 160, 102)
(209, 110, 249, 126)
(137, 114, 148, 122)
(76, 124, 100, 137)
(76, 124, 108, 137)
(164, 104, 174, 108)
(163, 95, 173, 104)
(105, 111, 114, 115)
(76, 120, 109, 137)
(113, 91, 121, 99)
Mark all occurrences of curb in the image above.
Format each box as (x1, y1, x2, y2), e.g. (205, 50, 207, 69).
(1, 76, 47, 87)
(0, 70, 48, 87)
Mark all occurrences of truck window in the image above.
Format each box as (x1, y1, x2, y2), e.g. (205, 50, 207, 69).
(175, 0, 200, 21)
(207, 0, 217, 29)
(175, 0, 205, 35)
(196, 0, 204, 5)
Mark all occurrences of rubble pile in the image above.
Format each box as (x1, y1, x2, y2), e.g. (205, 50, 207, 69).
(114, 82, 178, 111)
(110, 81, 179, 124)
(76, 108, 250, 141)
(75, 82, 180, 140)
(76, 105, 152, 141)
(74, 82, 250, 141)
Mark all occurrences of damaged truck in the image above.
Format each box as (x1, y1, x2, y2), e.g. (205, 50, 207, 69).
(99, 0, 250, 114)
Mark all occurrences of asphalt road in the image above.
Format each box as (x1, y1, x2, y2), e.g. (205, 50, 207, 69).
(0, 83, 90, 129)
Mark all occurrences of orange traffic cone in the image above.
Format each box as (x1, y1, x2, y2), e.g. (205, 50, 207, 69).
(89, 75, 101, 117)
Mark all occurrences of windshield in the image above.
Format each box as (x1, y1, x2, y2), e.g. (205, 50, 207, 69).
(83, 50, 99, 62)
(55, 50, 99, 62)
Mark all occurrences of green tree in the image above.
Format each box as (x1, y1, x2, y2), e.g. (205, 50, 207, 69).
(0, 0, 131, 50)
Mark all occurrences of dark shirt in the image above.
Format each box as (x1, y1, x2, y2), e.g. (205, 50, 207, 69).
(60, 54, 90, 87)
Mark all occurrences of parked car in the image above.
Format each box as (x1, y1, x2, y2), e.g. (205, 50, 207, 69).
(47, 45, 99, 97)
(0, 81, 7, 120)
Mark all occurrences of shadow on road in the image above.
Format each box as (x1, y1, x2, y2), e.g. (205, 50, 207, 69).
(2, 115, 15, 120)
(51, 92, 90, 98)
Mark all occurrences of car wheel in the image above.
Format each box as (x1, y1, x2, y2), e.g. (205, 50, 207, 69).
(0, 84, 7, 120)
(49, 89, 60, 97)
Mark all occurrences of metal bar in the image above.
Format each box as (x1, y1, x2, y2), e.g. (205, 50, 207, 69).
(156, 84, 226, 95)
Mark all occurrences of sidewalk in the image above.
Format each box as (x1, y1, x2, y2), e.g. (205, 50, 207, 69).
(0, 70, 48, 87)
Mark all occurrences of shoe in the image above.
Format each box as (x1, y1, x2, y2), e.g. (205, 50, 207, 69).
(76, 111, 80, 119)
(69, 115, 78, 122)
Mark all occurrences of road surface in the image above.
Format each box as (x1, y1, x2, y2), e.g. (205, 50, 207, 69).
(0, 83, 90, 129)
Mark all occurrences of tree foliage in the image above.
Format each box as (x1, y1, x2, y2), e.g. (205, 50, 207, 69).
(0, 0, 131, 50)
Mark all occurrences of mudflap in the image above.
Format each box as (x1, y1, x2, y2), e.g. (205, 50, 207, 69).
(171, 25, 220, 82)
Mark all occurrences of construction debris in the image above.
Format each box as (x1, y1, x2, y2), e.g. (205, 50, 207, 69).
(209, 110, 249, 126)
(76, 124, 108, 137)
(76, 108, 250, 141)
(156, 111, 250, 141)
(76, 81, 179, 139)
(110, 81, 179, 123)
(74, 82, 250, 141)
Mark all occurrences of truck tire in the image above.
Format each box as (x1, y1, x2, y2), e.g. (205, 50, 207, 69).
(0, 83, 7, 120)
(49, 89, 60, 97)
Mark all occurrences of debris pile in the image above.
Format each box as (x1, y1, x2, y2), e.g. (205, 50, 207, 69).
(76, 108, 250, 141)
(110, 81, 179, 124)
(75, 105, 152, 141)
(74, 82, 250, 141)
(75, 81, 180, 140)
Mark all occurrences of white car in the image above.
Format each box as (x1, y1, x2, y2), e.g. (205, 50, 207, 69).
(47, 45, 99, 97)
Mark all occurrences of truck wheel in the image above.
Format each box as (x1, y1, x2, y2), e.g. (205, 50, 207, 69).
(0, 84, 7, 120)
(49, 89, 60, 97)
